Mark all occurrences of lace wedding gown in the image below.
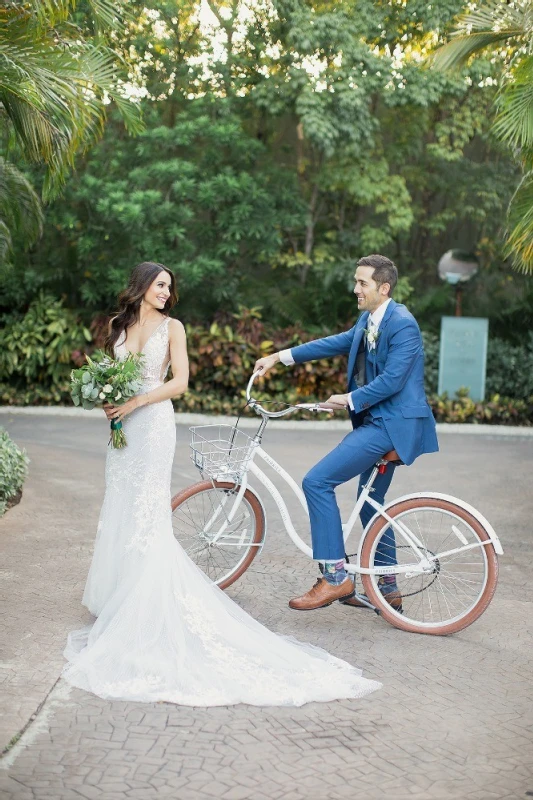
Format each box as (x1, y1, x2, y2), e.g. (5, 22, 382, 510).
(63, 317, 381, 706)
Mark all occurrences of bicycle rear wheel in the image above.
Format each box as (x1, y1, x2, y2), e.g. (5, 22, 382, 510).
(171, 480, 265, 590)
(360, 497, 499, 635)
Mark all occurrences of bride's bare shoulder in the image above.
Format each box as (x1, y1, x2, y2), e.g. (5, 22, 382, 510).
(168, 318, 185, 336)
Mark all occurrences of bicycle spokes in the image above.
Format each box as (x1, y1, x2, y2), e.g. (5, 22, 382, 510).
(363, 503, 495, 632)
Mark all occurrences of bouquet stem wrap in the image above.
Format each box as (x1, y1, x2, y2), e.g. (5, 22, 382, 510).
(110, 419, 127, 449)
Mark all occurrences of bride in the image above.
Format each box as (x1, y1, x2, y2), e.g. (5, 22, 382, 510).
(63, 261, 381, 706)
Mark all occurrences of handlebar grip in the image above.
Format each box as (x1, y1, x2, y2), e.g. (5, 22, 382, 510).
(246, 370, 263, 403)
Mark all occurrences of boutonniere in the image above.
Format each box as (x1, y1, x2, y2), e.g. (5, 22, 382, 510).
(364, 326, 381, 350)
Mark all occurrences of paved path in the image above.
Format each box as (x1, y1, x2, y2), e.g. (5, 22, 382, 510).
(0, 411, 532, 800)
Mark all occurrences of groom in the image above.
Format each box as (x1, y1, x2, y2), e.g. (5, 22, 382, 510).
(255, 254, 438, 610)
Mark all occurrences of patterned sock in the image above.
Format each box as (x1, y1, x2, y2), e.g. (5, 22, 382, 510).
(378, 574, 398, 593)
(319, 560, 348, 585)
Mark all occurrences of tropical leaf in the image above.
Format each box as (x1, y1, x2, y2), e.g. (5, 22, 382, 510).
(430, 0, 527, 71)
(0, 158, 43, 262)
(505, 171, 533, 273)
(0, 1, 142, 198)
(430, 31, 521, 71)
(455, 0, 526, 33)
(493, 56, 533, 149)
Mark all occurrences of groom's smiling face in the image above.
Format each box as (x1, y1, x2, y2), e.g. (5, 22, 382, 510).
(353, 266, 389, 313)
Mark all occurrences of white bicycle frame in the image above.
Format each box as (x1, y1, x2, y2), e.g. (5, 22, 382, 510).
(201, 372, 503, 577)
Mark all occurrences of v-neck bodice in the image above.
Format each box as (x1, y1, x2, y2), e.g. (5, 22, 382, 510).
(115, 317, 171, 391)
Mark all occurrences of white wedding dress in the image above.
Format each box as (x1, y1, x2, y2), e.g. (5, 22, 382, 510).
(63, 317, 381, 706)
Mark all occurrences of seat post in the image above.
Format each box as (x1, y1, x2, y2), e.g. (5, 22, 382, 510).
(362, 465, 380, 493)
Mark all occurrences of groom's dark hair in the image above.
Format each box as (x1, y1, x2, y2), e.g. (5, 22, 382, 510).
(358, 254, 398, 296)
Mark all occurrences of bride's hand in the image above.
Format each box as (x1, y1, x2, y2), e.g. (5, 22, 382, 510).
(103, 403, 114, 420)
(107, 396, 144, 423)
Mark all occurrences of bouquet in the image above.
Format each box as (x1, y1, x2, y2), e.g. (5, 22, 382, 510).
(70, 351, 144, 448)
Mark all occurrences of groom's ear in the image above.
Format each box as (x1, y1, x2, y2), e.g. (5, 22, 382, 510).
(380, 282, 391, 296)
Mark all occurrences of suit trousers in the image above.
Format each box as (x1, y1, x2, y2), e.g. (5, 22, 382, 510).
(302, 416, 397, 563)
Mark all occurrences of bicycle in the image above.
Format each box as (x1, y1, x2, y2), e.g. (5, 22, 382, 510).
(171, 372, 503, 635)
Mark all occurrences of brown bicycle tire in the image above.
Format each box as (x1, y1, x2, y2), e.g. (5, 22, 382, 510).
(360, 497, 499, 635)
(171, 480, 265, 590)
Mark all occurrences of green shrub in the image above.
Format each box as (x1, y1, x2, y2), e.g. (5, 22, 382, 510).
(0, 428, 29, 516)
(429, 392, 533, 426)
(486, 334, 533, 398)
(0, 292, 91, 394)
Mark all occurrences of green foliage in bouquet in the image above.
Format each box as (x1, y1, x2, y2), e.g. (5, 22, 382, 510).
(0, 428, 29, 516)
(70, 351, 143, 410)
(70, 351, 144, 447)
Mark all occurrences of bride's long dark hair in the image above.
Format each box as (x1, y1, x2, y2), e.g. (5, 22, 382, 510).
(105, 262, 178, 355)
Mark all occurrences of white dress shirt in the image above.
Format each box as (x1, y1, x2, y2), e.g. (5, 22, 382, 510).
(366, 297, 391, 335)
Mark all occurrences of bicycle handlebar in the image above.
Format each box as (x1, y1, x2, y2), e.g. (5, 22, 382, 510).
(245, 370, 334, 419)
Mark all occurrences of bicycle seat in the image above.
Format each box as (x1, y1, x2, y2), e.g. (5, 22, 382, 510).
(381, 450, 403, 465)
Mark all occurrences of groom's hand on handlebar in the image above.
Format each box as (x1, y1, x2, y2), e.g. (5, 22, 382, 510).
(320, 393, 350, 411)
(254, 353, 280, 375)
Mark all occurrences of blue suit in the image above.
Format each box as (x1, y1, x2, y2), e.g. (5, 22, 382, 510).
(290, 300, 438, 561)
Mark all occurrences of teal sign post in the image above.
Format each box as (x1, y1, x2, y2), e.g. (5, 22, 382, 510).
(438, 317, 489, 401)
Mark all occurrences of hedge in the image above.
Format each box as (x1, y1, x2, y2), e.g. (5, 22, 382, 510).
(1, 299, 532, 425)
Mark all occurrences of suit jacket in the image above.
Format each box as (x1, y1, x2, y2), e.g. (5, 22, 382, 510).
(289, 299, 438, 466)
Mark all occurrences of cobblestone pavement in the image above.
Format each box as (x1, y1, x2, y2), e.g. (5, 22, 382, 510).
(1, 412, 532, 800)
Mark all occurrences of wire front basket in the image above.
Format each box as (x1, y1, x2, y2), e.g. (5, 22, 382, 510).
(190, 424, 255, 480)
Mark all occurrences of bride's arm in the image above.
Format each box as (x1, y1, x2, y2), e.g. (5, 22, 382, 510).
(109, 320, 189, 421)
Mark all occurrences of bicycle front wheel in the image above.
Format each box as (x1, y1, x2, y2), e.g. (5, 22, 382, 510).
(360, 497, 499, 635)
(171, 480, 265, 590)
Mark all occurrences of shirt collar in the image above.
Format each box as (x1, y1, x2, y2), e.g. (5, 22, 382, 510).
(369, 297, 392, 329)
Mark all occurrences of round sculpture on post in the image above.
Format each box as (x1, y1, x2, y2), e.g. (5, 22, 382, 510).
(437, 250, 479, 316)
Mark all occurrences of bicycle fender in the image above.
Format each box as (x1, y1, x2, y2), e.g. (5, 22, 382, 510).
(361, 492, 503, 556)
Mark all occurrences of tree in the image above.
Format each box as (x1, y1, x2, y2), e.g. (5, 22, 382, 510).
(0, 0, 142, 199)
(10, 0, 523, 333)
(431, 0, 533, 273)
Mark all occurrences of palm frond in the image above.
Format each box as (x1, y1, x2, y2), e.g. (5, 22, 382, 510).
(0, 219, 12, 263)
(431, 0, 527, 71)
(0, 1, 141, 197)
(494, 77, 533, 149)
(26, 0, 71, 27)
(0, 158, 43, 262)
(454, 0, 527, 34)
(26, 0, 128, 30)
(505, 171, 533, 274)
(431, 31, 521, 71)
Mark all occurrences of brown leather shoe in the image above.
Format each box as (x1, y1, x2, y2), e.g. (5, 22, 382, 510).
(289, 577, 354, 610)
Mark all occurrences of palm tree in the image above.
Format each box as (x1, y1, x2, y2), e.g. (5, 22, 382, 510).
(0, 0, 142, 200)
(432, 0, 533, 273)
